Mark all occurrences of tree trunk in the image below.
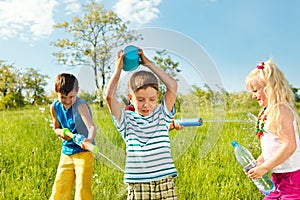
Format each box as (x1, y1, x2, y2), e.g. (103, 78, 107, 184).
(99, 68, 105, 107)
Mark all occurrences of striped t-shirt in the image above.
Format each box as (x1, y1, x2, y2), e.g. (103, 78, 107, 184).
(112, 99, 178, 183)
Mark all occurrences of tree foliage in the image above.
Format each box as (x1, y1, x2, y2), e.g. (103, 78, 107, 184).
(22, 68, 50, 105)
(0, 63, 49, 109)
(291, 85, 300, 102)
(78, 90, 97, 105)
(153, 50, 181, 78)
(0, 63, 17, 98)
(153, 50, 181, 101)
(52, 0, 142, 106)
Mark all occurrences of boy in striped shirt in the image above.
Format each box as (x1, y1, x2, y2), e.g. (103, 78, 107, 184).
(105, 47, 178, 200)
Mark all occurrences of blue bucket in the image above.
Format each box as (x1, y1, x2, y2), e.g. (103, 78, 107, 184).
(123, 45, 140, 71)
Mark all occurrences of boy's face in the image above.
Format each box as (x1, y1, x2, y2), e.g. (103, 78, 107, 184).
(128, 87, 158, 116)
(57, 89, 78, 109)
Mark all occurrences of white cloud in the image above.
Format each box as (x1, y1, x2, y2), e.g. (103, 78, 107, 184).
(63, 0, 81, 15)
(0, 0, 58, 41)
(113, 0, 162, 25)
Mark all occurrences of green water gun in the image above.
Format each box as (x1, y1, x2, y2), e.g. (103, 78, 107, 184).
(62, 128, 99, 154)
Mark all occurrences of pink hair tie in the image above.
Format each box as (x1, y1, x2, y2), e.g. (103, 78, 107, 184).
(256, 62, 264, 69)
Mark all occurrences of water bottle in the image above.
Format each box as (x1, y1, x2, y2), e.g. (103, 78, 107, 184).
(231, 140, 275, 195)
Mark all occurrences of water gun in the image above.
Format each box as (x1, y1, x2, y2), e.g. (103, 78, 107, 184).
(174, 118, 203, 127)
(62, 128, 99, 154)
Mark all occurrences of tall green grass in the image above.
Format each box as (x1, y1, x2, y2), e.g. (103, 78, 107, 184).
(1, 105, 266, 199)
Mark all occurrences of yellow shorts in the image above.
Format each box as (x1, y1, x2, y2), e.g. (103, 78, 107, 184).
(49, 152, 94, 200)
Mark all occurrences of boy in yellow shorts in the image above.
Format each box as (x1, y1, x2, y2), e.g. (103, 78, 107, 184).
(49, 73, 97, 200)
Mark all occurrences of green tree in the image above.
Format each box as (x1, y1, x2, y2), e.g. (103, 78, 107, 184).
(52, 0, 141, 107)
(0, 63, 26, 109)
(22, 68, 49, 105)
(79, 90, 97, 104)
(192, 85, 213, 108)
(291, 85, 300, 102)
(0, 63, 18, 98)
(153, 50, 181, 78)
(0, 92, 24, 109)
(14, 69, 26, 107)
(153, 50, 181, 101)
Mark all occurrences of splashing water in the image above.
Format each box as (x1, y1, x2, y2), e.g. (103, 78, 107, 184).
(96, 151, 125, 173)
(76, 27, 258, 197)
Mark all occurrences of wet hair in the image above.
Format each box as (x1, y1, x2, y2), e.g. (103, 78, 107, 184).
(246, 59, 300, 135)
(128, 70, 158, 93)
(54, 73, 79, 95)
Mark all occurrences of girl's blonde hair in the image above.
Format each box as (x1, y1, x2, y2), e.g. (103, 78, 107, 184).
(245, 59, 300, 135)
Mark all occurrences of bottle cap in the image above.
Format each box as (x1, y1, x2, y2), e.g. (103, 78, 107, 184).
(123, 45, 140, 71)
(231, 140, 238, 147)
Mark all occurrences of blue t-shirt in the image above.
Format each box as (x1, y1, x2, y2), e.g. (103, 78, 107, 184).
(54, 97, 93, 155)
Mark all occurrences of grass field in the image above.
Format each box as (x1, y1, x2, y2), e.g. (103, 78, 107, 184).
(0, 104, 267, 199)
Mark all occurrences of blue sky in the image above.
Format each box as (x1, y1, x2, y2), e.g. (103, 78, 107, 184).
(0, 0, 299, 93)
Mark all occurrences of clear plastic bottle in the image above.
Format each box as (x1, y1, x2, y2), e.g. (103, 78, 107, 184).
(231, 140, 275, 195)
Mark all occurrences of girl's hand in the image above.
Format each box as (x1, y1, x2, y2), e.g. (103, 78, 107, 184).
(256, 159, 263, 167)
(256, 155, 265, 166)
(247, 166, 268, 180)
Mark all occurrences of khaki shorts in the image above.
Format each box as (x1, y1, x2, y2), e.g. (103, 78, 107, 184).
(127, 175, 177, 200)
